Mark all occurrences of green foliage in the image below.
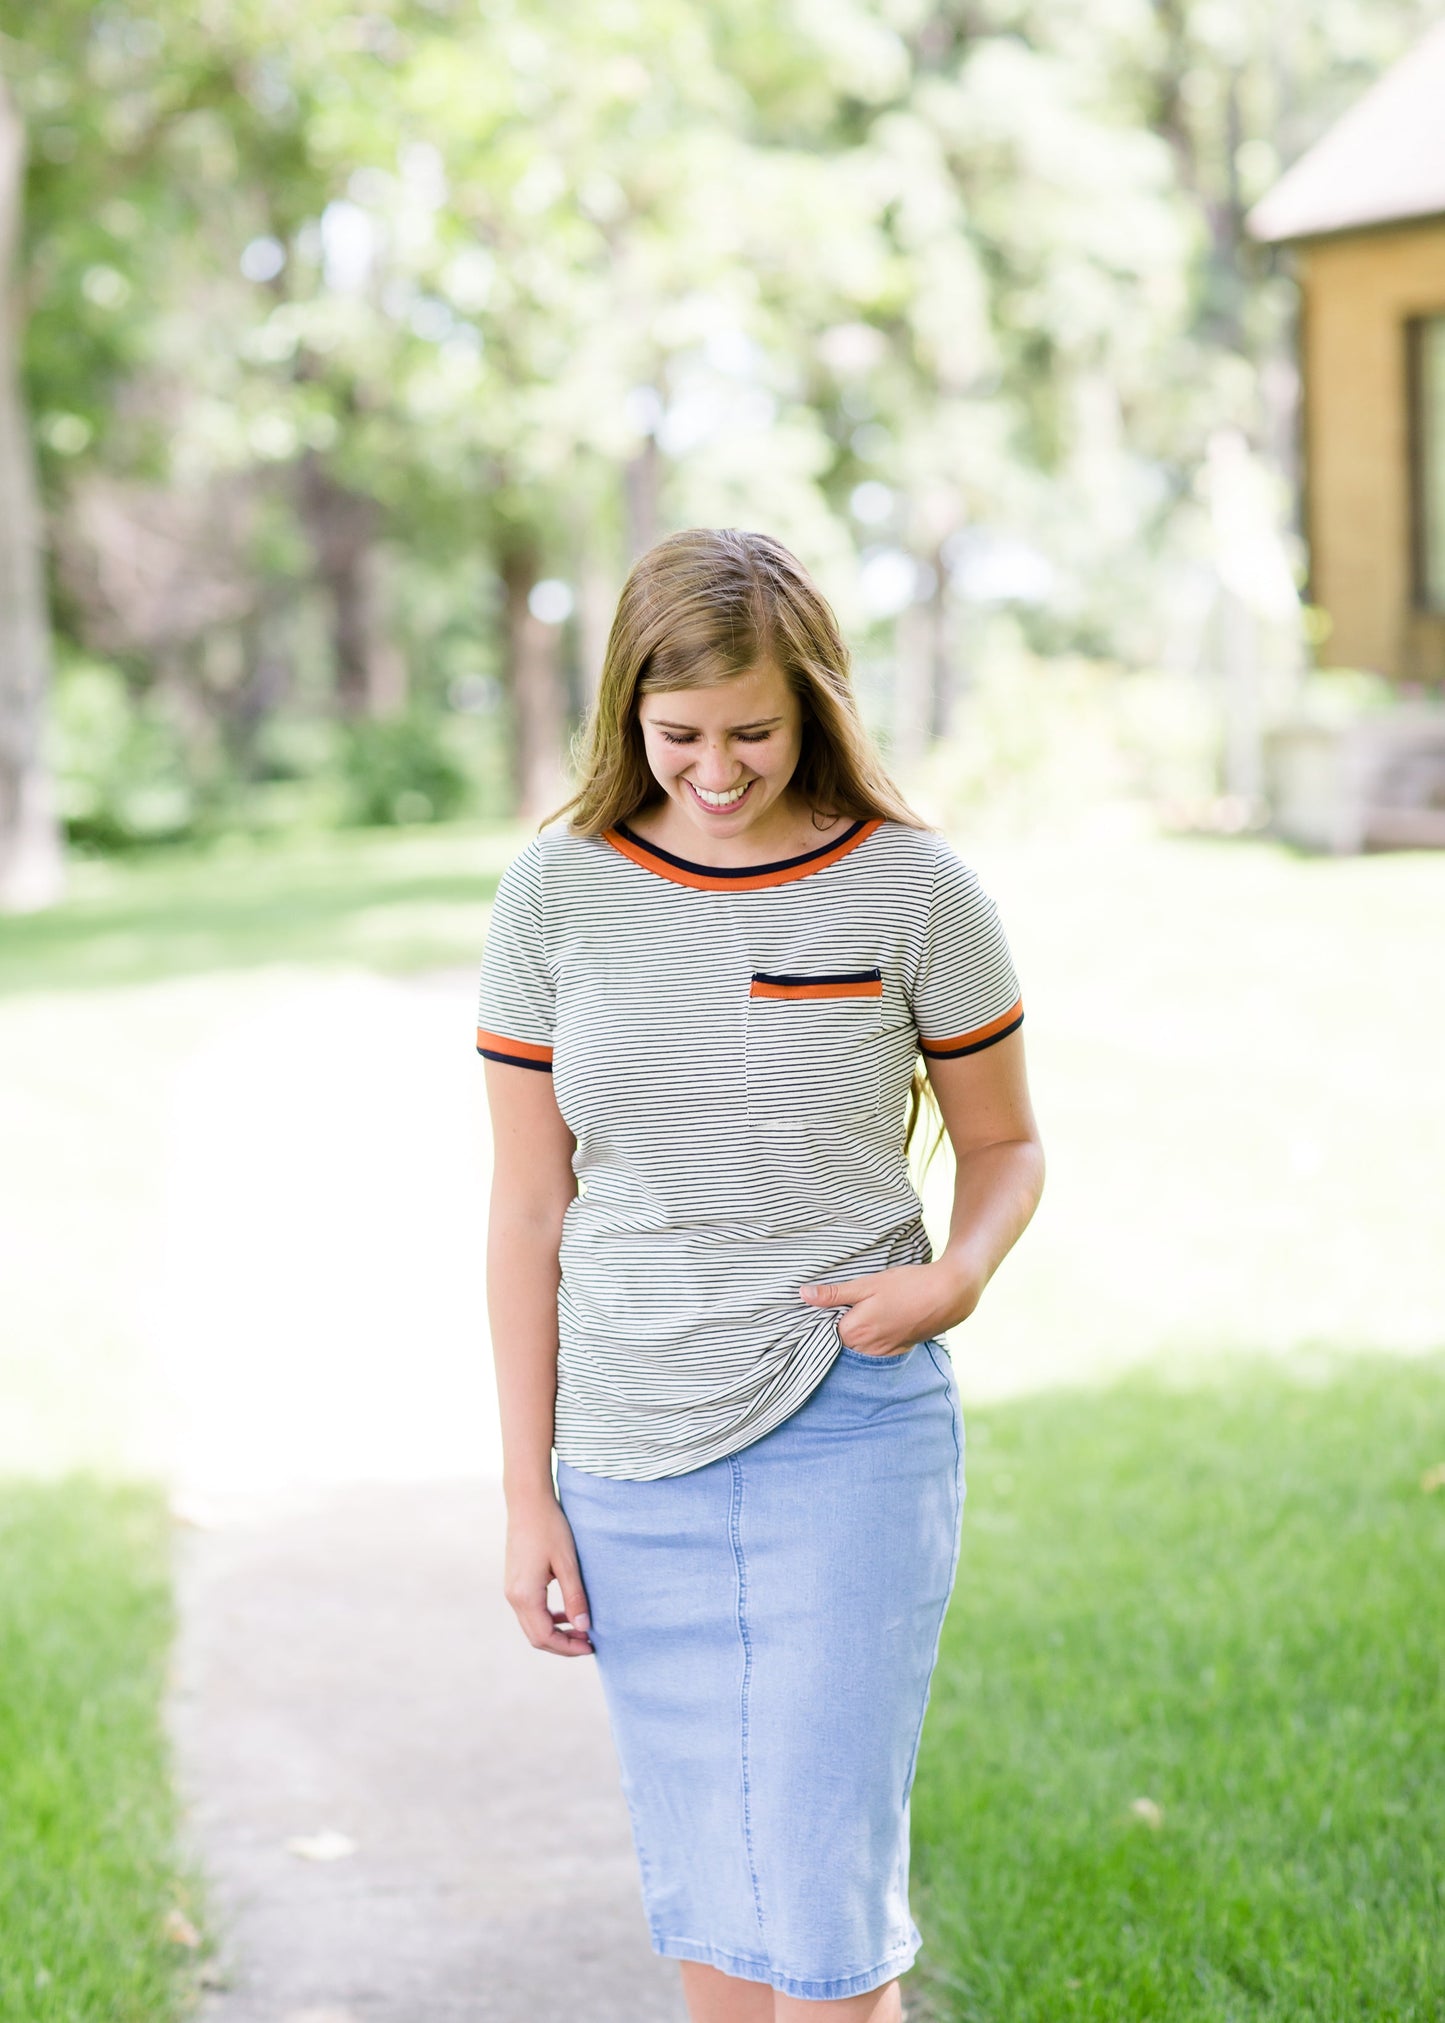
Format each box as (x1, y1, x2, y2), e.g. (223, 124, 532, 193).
(7, 0, 1443, 852)
(50, 656, 199, 849)
(334, 710, 474, 828)
(912, 1356, 1445, 2022)
(0, 1475, 199, 2021)
(49, 657, 496, 850)
(1292, 666, 1408, 723)
(912, 640, 1223, 836)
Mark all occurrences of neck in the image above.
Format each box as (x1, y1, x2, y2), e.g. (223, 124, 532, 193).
(626, 794, 852, 866)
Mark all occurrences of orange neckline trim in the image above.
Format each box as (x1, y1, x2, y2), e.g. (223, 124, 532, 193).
(601, 816, 884, 892)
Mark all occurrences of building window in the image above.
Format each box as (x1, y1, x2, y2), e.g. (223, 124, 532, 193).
(1411, 315, 1445, 613)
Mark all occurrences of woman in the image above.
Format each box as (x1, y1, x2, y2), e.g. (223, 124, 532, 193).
(476, 527, 1044, 2021)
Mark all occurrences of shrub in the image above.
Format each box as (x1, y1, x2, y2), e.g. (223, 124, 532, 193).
(334, 710, 473, 826)
(50, 656, 199, 850)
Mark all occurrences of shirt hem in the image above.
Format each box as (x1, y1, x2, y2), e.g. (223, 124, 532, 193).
(553, 1324, 844, 1480)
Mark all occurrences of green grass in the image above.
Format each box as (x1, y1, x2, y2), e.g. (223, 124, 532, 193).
(0, 821, 526, 996)
(0, 819, 1441, 2017)
(912, 1354, 1445, 2022)
(0, 1478, 200, 2022)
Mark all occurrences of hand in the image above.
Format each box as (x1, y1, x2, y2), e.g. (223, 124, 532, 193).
(798, 1259, 982, 1356)
(503, 1494, 594, 1657)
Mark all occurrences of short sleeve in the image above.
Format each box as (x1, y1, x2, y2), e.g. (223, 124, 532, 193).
(909, 844, 1024, 1060)
(475, 840, 555, 1072)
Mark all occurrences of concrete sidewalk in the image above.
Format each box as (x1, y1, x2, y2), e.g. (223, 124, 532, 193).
(167, 1475, 685, 2023)
(150, 968, 683, 2018)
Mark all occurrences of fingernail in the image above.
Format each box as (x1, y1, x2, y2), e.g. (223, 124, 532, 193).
(575, 1612, 590, 1631)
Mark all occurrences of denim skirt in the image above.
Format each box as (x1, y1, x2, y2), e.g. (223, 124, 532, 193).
(555, 1335, 966, 2002)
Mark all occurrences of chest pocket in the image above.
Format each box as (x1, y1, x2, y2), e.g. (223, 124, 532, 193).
(744, 969, 883, 1128)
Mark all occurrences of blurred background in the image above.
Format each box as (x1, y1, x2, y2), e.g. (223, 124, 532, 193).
(3, 0, 1442, 1481)
(0, 4, 1442, 2019)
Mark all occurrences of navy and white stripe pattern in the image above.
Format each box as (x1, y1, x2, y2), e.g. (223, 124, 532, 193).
(476, 816, 1023, 1480)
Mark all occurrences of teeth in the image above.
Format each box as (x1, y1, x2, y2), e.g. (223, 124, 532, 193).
(692, 781, 750, 807)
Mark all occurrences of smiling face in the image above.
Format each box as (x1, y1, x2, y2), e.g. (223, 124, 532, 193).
(636, 660, 807, 851)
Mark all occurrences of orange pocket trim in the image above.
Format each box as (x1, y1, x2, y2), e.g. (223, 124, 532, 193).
(750, 970, 883, 1001)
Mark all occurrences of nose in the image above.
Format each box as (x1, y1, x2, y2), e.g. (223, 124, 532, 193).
(689, 742, 745, 788)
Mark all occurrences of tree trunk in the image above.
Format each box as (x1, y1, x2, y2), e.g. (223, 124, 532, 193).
(500, 543, 567, 820)
(0, 75, 65, 912)
(624, 433, 660, 561)
(297, 454, 406, 716)
(1218, 583, 1264, 806)
(925, 544, 957, 741)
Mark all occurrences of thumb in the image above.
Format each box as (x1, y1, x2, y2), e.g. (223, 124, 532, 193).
(799, 1276, 872, 1305)
(557, 1559, 591, 1633)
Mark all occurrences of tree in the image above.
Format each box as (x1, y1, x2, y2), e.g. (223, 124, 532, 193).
(6, 0, 1439, 866)
(0, 65, 63, 910)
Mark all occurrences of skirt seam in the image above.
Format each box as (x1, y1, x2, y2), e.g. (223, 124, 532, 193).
(727, 1452, 770, 1956)
(896, 1339, 966, 1811)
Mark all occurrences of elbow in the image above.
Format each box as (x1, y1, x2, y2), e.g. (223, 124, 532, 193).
(1007, 1124, 1044, 1213)
(1008, 1131, 1046, 1220)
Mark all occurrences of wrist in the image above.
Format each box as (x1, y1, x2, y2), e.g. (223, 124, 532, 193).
(932, 1248, 987, 1327)
(503, 1466, 559, 1514)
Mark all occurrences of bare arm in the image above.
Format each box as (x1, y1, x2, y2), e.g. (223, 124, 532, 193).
(798, 1029, 1045, 1352)
(482, 1058, 593, 1655)
(923, 1028, 1045, 1321)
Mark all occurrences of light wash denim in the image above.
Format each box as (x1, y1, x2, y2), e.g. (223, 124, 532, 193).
(555, 1335, 966, 2001)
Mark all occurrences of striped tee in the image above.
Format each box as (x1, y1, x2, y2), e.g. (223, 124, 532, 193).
(475, 814, 1023, 1481)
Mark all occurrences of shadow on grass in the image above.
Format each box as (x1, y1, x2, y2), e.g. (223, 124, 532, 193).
(0, 824, 526, 997)
(911, 1348, 1445, 2023)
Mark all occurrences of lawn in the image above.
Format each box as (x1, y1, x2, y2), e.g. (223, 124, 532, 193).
(0, 1478, 203, 2022)
(912, 1354, 1445, 2023)
(0, 816, 1441, 2018)
(0, 822, 517, 997)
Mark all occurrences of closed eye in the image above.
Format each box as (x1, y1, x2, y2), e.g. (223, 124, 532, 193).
(659, 730, 773, 745)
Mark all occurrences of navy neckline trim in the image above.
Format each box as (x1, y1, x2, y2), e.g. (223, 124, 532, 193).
(612, 817, 869, 880)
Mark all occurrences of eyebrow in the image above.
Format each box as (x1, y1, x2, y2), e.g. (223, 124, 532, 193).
(649, 715, 784, 731)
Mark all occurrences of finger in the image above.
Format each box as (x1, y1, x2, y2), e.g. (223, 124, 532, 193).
(513, 1598, 594, 1656)
(539, 1627, 595, 1656)
(798, 1275, 877, 1304)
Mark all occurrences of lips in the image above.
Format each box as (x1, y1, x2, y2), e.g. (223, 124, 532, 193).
(686, 777, 754, 812)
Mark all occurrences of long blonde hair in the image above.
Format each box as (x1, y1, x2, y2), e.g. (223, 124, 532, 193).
(541, 527, 946, 1168)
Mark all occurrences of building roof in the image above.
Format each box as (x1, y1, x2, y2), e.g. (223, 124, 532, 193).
(1247, 20, 1445, 244)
